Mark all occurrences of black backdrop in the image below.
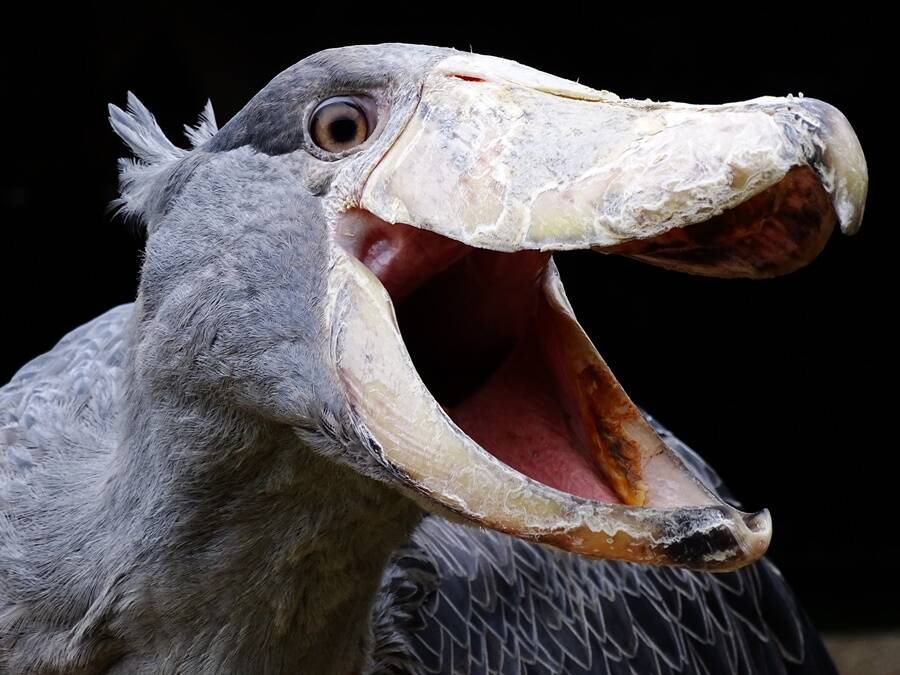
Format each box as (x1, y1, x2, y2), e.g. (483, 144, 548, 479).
(2, 6, 894, 630)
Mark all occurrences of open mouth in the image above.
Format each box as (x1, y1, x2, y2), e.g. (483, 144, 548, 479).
(338, 161, 841, 514)
(332, 196, 796, 572)
(400, 246, 632, 505)
(327, 51, 867, 572)
(369, 220, 635, 505)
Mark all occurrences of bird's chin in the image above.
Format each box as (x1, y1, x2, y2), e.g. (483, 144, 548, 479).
(325, 200, 820, 572)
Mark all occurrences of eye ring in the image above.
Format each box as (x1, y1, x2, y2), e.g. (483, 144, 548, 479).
(309, 96, 377, 155)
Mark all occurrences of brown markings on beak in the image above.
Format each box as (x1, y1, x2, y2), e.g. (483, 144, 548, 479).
(576, 365, 648, 506)
(538, 290, 649, 506)
(598, 166, 838, 278)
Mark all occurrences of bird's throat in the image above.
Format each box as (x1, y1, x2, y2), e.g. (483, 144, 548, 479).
(103, 391, 423, 673)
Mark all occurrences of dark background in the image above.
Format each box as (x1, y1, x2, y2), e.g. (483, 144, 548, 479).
(2, 7, 893, 631)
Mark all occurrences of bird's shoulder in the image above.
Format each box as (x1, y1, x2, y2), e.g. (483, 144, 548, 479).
(373, 424, 835, 675)
(0, 304, 132, 485)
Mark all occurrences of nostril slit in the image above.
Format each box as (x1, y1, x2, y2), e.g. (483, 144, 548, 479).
(451, 74, 485, 82)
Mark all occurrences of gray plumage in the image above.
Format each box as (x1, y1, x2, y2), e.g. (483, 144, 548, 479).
(0, 44, 836, 674)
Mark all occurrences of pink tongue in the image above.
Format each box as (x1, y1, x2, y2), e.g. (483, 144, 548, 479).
(447, 335, 623, 503)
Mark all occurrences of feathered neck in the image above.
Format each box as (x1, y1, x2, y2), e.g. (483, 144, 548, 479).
(5, 96, 426, 673)
(95, 350, 423, 673)
(6, 317, 421, 674)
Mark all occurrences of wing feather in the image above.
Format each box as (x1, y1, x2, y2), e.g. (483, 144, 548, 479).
(0, 304, 132, 484)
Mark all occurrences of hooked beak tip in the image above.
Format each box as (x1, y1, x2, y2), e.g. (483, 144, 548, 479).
(794, 97, 868, 235)
(745, 508, 772, 534)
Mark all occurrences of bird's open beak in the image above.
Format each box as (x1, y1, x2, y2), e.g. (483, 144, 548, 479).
(328, 53, 867, 571)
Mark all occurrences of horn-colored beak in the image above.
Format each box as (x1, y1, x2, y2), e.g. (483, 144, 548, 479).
(331, 51, 867, 571)
(361, 54, 865, 267)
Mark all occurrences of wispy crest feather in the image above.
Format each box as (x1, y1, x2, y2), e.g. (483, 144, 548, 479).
(184, 100, 218, 149)
(108, 92, 218, 222)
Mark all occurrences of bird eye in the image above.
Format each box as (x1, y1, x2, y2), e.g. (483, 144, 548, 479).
(309, 96, 375, 154)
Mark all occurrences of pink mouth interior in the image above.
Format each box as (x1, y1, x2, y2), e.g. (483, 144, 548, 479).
(340, 209, 622, 503)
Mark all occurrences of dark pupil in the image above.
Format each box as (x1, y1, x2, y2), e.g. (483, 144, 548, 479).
(329, 114, 359, 143)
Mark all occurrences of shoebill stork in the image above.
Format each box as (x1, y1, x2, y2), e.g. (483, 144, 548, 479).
(0, 44, 866, 674)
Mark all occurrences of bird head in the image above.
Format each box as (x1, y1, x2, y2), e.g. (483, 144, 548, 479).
(110, 43, 866, 572)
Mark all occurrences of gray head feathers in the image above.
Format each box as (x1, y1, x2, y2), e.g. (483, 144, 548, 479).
(108, 92, 218, 225)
